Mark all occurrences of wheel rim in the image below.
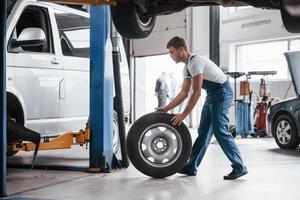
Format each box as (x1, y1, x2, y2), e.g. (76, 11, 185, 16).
(138, 123, 182, 168)
(276, 120, 292, 145)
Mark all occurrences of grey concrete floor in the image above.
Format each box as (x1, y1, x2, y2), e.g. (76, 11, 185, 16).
(2, 131, 300, 200)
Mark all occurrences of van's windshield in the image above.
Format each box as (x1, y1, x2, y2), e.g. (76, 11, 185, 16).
(7, 0, 17, 18)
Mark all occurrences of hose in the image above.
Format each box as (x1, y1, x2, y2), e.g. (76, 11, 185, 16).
(112, 49, 129, 168)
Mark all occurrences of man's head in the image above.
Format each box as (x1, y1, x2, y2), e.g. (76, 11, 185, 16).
(167, 36, 189, 64)
(160, 72, 167, 80)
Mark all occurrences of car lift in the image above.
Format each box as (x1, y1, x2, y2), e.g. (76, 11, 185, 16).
(1, 0, 121, 197)
(1, 0, 7, 197)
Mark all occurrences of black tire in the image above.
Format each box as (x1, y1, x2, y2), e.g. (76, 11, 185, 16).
(280, 5, 300, 33)
(7, 100, 21, 157)
(273, 114, 300, 149)
(110, 3, 156, 39)
(113, 111, 120, 155)
(127, 112, 192, 178)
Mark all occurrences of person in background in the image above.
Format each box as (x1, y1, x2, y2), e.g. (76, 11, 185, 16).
(155, 72, 169, 107)
(169, 73, 180, 113)
(156, 36, 248, 180)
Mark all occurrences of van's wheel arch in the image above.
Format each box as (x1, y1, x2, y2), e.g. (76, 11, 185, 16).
(7, 93, 25, 157)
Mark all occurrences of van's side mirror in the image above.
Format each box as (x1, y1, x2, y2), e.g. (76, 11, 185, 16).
(11, 28, 46, 48)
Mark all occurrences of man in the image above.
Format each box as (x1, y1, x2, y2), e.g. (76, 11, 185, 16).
(155, 72, 169, 107)
(156, 36, 248, 180)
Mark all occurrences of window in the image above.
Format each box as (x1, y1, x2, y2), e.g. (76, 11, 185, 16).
(12, 6, 53, 53)
(236, 41, 289, 80)
(55, 10, 89, 58)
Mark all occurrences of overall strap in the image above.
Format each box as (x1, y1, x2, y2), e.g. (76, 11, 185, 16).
(186, 55, 196, 77)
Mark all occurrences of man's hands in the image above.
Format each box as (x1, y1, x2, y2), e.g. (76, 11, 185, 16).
(155, 107, 187, 126)
(155, 107, 168, 112)
(170, 113, 187, 126)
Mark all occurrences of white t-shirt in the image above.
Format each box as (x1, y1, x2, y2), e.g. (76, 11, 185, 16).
(183, 55, 227, 84)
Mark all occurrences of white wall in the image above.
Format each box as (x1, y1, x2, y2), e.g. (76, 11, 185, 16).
(220, 7, 299, 70)
(131, 11, 187, 57)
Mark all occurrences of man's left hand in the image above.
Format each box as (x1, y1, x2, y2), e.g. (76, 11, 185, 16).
(171, 113, 187, 126)
(155, 107, 168, 112)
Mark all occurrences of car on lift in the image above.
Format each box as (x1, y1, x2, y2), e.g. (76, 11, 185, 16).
(5, 0, 130, 156)
(268, 51, 300, 149)
(110, 0, 300, 38)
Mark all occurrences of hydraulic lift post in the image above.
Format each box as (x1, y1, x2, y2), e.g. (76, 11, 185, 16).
(89, 5, 116, 171)
(0, 0, 7, 197)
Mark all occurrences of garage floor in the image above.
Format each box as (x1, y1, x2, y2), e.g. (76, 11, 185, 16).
(3, 130, 300, 200)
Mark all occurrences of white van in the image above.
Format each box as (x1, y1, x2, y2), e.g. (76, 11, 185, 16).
(6, 0, 130, 139)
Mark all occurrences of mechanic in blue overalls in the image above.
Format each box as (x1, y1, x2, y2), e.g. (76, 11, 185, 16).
(156, 36, 248, 180)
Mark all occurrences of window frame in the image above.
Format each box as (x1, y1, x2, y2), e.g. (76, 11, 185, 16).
(8, 5, 54, 54)
(234, 37, 300, 81)
(53, 8, 90, 59)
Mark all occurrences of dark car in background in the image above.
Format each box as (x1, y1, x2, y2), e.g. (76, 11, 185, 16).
(110, 0, 300, 38)
(268, 51, 300, 149)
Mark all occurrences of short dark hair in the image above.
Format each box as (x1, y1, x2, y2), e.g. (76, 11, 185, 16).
(167, 36, 187, 49)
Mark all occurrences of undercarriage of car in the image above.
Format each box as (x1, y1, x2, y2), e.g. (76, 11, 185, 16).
(111, 0, 300, 38)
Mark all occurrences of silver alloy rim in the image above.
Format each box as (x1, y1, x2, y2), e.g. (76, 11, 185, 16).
(276, 120, 292, 145)
(138, 123, 182, 168)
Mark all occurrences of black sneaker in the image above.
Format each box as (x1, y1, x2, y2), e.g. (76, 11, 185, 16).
(178, 165, 197, 176)
(223, 169, 248, 180)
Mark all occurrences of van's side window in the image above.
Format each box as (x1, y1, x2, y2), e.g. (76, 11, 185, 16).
(12, 6, 53, 53)
(55, 11, 90, 58)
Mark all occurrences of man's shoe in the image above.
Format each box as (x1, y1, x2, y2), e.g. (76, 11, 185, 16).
(223, 169, 248, 180)
(178, 165, 197, 176)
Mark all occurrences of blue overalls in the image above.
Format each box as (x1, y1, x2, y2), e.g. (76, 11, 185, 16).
(186, 79, 247, 174)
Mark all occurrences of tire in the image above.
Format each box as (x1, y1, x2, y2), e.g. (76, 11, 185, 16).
(113, 111, 120, 155)
(110, 3, 156, 39)
(273, 114, 300, 149)
(280, 5, 300, 33)
(127, 112, 192, 178)
(7, 100, 21, 157)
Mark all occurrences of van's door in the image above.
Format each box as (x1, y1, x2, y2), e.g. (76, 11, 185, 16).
(8, 5, 63, 135)
(52, 8, 89, 132)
